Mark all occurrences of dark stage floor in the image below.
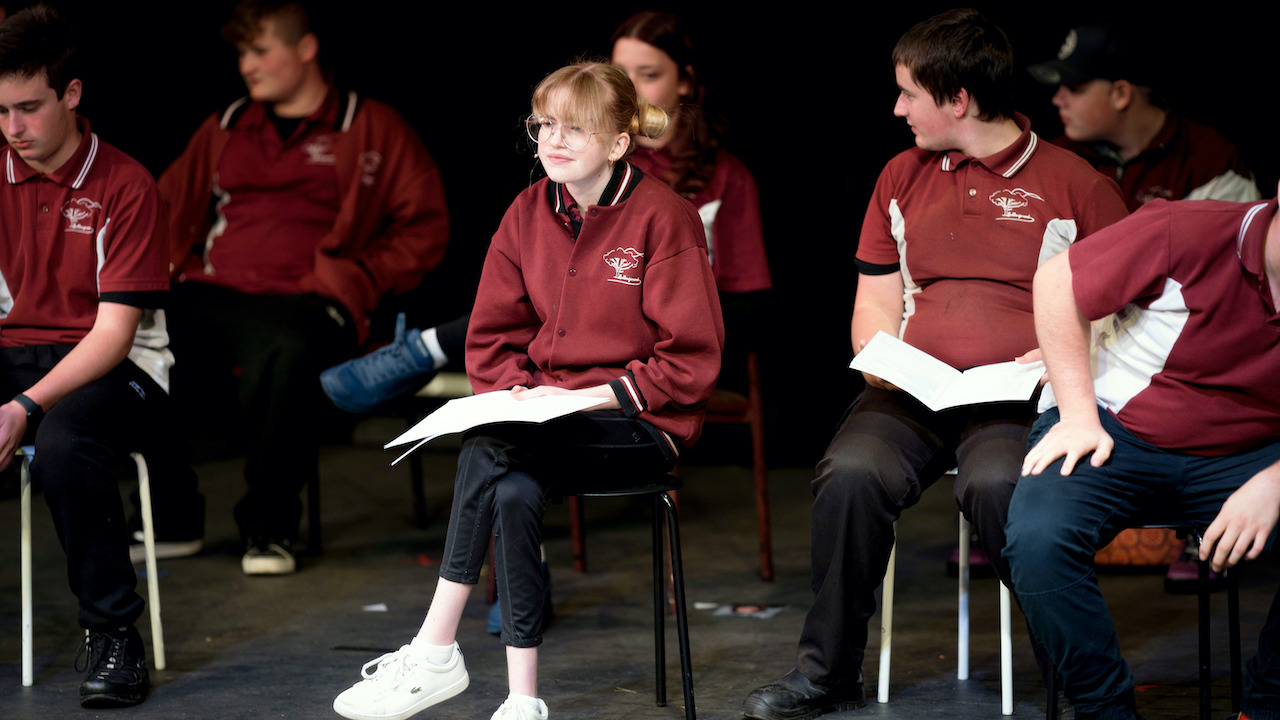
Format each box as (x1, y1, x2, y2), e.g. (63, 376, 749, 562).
(1, 416, 1270, 719)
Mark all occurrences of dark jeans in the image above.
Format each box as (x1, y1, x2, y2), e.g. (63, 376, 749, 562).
(168, 283, 355, 541)
(1005, 406, 1280, 720)
(438, 410, 674, 648)
(796, 387, 1035, 687)
(2, 346, 186, 630)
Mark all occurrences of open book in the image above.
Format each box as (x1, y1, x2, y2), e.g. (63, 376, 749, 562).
(384, 391, 606, 465)
(848, 332, 1044, 412)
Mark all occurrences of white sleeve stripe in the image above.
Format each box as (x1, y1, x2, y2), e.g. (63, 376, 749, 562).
(94, 217, 111, 295)
(660, 430, 679, 457)
(619, 375, 645, 412)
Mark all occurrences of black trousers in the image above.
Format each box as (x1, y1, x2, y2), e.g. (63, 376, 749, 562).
(167, 283, 355, 541)
(2, 346, 190, 630)
(439, 410, 675, 648)
(796, 387, 1036, 687)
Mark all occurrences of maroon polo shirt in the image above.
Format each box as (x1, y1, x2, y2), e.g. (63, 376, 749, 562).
(182, 90, 342, 295)
(1069, 198, 1280, 455)
(855, 114, 1129, 370)
(0, 118, 167, 347)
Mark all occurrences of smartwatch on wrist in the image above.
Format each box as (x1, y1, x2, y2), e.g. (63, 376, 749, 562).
(13, 393, 43, 423)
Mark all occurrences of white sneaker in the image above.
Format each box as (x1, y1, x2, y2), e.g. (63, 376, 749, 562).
(333, 642, 469, 720)
(241, 540, 296, 575)
(129, 532, 203, 564)
(491, 694, 549, 720)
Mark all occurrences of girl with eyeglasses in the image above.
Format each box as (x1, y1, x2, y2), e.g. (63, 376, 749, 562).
(332, 62, 723, 720)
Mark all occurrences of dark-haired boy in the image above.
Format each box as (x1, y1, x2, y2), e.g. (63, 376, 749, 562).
(742, 9, 1127, 718)
(0, 4, 169, 708)
(159, 1, 449, 574)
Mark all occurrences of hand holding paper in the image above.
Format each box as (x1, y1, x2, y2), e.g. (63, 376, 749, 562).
(385, 390, 607, 464)
(849, 332, 1045, 412)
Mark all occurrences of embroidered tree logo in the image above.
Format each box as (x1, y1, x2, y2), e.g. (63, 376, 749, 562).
(989, 188, 1044, 223)
(61, 197, 102, 234)
(603, 247, 644, 285)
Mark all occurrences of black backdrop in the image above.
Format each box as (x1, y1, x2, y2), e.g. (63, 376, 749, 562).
(42, 1, 1279, 463)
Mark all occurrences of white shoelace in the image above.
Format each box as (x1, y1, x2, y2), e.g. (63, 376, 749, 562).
(360, 646, 421, 687)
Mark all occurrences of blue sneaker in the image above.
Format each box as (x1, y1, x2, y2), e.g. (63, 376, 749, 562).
(321, 313, 438, 413)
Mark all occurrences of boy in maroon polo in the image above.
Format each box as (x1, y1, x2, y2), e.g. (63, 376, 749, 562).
(1029, 22, 1262, 590)
(742, 10, 1128, 718)
(1010, 192, 1280, 719)
(0, 5, 167, 708)
(1030, 24, 1259, 212)
(159, 0, 449, 574)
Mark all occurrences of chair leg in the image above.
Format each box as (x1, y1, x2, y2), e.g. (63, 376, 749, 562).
(1198, 555, 1211, 720)
(20, 453, 33, 687)
(878, 532, 895, 704)
(1000, 582, 1013, 715)
(134, 454, 166, 671)
(652, 494, 666, 707)
(569, 496, 587, 573)
(1229, 568, 1242, 714)
(958, 514, 970, 681)
(661, 492, 696, 720)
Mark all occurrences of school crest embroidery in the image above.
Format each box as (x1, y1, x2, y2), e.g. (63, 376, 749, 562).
(61, 197, 101, 235)
(990, 188, 1044, 223)
(603, 247, 643, 285)
(302, 135, 336, 165)
(359, 151, 382, 187)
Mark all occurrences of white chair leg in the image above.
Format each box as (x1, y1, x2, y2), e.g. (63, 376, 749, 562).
(20, 450, 33, 687)
(1000, 581, 1013, 715)
(958, 513, 970, 681)
(134, 453, 165, 671)
(878, 531, 895, 704)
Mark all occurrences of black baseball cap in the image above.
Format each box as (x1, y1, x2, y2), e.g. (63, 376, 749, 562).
(1028, 25, 1154, 86)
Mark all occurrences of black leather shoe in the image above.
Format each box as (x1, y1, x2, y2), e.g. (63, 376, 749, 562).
(742, 668, 865, 720)
(77, 626, 150, 707)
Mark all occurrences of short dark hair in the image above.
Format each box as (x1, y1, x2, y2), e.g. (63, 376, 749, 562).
(222, 0, 312, 46)
(0, 3, 78, 99)
(892, 8, 1014, 122)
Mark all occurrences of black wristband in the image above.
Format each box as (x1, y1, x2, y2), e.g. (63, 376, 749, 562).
(13, 393, 43, 422)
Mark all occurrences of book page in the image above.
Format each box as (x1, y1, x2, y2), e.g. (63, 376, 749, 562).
(384, 391, 607, 463)
(848, 332, 959, 408)
(849, 331, 1044, 411)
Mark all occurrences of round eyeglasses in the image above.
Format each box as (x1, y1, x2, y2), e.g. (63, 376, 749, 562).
(526, 115, 599, 151)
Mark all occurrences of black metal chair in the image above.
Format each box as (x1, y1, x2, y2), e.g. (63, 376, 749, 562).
(566, 473, 696, 719)
(1046, 523, 1241, 720)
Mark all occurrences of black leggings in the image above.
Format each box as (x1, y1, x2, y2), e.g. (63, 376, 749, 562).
(438, 410, 675, 647)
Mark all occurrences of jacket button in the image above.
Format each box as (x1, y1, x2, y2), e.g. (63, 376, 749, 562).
(557, 329, 566, 337)
(589, 209, 598, 217)
(568, 268, 576, 276)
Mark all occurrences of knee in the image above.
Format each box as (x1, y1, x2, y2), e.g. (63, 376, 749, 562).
(954, 465, 1018, 517)
(1004, 486, 1091, 591)
(492, 473, 544, 522)
(811, 435, 909, 510)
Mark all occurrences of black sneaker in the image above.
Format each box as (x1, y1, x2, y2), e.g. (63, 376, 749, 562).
(77, 626, 149, 708)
